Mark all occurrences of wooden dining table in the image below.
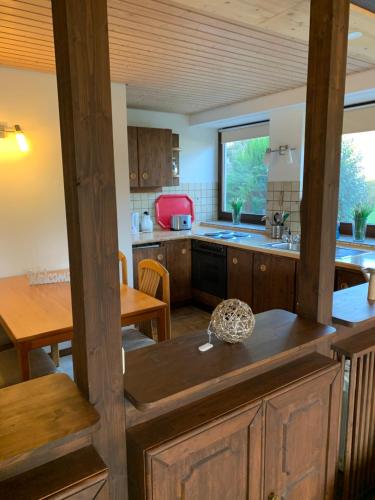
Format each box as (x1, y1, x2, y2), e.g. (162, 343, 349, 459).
(0, 275, 167, 381)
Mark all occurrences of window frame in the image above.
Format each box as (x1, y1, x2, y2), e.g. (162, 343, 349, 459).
(218, 123, 270, 225)
(338, 105, 375, 238)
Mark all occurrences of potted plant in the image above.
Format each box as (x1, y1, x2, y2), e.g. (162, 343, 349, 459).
(352, 203, 373, 242)
(231, 198, 243, 225)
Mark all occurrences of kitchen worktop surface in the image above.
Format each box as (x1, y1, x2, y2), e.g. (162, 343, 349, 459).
(132, 222, 375, 271)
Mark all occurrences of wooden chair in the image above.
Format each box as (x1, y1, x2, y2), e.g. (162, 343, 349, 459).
(137, 259, 171, 341)
(0, 348, 56, 388)
(118, 250, 128, 285)
(0, 325, 12, 352)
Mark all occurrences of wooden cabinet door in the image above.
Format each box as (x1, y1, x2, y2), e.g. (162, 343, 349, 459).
(227, 248, 253, 306)
(253, 253, 296, 313)
(264, 366, 341, 500)
(335, 267, 366, 291)
(133, 244, 166, 289)
(145, 404, 263, 500)
(166, 239, 192, 305)
(137, 127, 172, 187)
(128, 126, 139, 187)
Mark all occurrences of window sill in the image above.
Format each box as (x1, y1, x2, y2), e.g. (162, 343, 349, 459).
(337, 234, 375, 249)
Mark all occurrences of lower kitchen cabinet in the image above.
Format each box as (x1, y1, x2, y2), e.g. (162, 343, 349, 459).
(144, 405, 262, 500)
(335, 267, 366, 290)
(133, 243, 166, 289)
(133, 240, 192, 305)
(227, 247, 253, 306)
(127, 353, 341, 500)
(264, 367, 341, 500)
(253, 253, 296, 313)
(166, 239, 192, 305)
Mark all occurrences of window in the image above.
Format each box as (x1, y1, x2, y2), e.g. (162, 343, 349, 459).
(339, 130, 375, 224)
(219, 122, 270, 223)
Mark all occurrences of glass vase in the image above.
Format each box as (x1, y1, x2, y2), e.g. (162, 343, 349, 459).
(232, 210, 241, 225)
(352, 217, 367, 242)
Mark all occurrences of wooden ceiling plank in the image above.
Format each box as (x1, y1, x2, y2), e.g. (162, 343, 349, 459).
(107, 49, 306, 89)
(110, 0, 310, 58)
(107, 12, 310, 67)
(121, 0, 310, 50)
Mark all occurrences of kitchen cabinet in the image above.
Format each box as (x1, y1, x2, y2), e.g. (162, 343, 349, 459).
(144, 404, 262, 500)
(133, 243, 166, 289)
(128, 126, 139, 188)
(166, 239, 192, 305)
(253, 253, 296, 313)
(335, 267, 366, 290)
(127, 353, 341, 500)
(264, 366, 341, 500)
(133, 240, 192, 305)
(227, 247, 253, 306)
(129, 127, 173, 188)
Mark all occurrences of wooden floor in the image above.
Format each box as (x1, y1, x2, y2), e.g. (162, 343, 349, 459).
(170, 305, 211, 338)
(59, 306, 211, 378)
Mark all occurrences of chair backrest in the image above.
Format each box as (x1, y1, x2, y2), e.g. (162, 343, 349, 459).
(118, 251, 128, 285)
(138, 259, 171, 340)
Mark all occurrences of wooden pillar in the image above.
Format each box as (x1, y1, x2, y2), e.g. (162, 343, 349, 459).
(51, 1, 127, 498)
(298, 0, 350, 324)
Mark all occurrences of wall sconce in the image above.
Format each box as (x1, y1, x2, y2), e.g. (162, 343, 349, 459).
(0, 123, 29, 152)
(264, 145, 296, 166)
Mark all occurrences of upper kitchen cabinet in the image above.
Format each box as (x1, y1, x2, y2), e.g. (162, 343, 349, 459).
(128, 126, 174, 190)
(128, 126, 139, 188)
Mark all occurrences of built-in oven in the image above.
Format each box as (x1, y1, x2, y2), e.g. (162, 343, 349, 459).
(192, 239, 227, 298)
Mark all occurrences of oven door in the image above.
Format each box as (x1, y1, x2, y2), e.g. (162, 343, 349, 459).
(192, 249, 227, 298)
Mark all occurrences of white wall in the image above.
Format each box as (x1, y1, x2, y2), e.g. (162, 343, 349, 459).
(0, 66, 132, 280)
(127, 108, 217, 183)
(268, 106, 305, 183)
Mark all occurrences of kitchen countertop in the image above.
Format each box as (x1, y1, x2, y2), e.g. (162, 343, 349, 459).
(132, 223, 375, 271)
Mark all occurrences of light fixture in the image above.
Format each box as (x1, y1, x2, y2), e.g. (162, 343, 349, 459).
(0, 123, 29, 152)
(264, 145, 296, 166)
(348, 31, 363, 41)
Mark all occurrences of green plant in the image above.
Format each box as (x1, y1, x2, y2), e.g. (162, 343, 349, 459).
(352, 203, 373, 241)
(352, 203, 373, 221)
(231, 198, 243, 215)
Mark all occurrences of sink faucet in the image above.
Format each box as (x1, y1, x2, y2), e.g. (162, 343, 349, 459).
(282, 230, 301, 249)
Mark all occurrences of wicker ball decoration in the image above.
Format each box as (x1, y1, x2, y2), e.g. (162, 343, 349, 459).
(208, 299, 256, 344)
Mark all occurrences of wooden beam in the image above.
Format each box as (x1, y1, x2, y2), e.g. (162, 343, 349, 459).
(298, 0, 350, 324)
(351, 0, 375, 14)
(51, 1, 127, 498)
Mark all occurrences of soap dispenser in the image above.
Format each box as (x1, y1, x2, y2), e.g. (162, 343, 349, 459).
(141, 211, 153, 233)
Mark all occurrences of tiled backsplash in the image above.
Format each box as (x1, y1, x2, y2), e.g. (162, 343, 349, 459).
(266, 181, 302, 234)
(130, 182, 218, 228)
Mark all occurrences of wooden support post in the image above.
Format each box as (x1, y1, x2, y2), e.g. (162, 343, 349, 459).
(298, 0, 350, 324)
(51, 1, 127, 498)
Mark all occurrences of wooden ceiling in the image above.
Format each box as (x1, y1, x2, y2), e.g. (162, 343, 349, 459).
(0, 0, 374, 114)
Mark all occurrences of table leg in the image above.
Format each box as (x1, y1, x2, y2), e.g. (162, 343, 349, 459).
(156, 307, 168, 342)
(17, 344, 30, 381)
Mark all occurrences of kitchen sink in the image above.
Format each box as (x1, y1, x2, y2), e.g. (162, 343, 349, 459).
(262, 242, 370, 259)
(262, 242, 300, 252)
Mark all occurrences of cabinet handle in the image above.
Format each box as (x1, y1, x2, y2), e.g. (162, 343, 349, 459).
(232, 257, 238, 265)
(260, 264, 267, 272)
(130, 172, 137, 180)
(268, 494, 280, 500)
(181, 248, 187, 255)
(157, 254, 163, 261)
(142, 172, 149, 180)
